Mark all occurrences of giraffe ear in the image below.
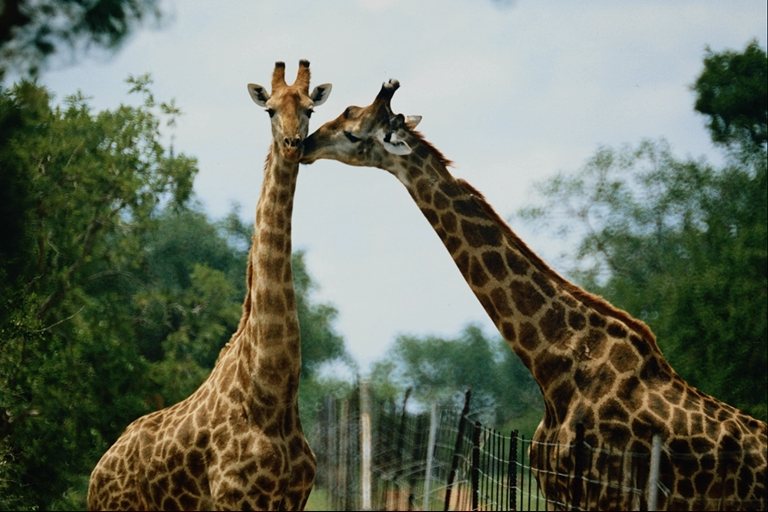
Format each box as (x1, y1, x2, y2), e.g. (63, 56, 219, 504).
(310, 83, 332, 106)
(376, 128, 412, 156)
(247, 83, 270, 107)
(405, 115, 422, 129)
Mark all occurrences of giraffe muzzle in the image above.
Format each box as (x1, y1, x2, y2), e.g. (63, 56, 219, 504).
(282, 136, 304, 161)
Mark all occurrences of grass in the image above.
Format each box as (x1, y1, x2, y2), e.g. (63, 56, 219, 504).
(305, 486, 333, 511)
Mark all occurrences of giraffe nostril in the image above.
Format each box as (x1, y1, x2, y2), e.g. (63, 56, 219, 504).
(283, 137, 302, 148)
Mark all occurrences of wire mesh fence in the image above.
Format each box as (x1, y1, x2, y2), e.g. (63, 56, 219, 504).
(307, 383, 767, 511)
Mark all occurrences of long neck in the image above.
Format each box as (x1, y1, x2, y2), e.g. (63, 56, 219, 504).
(239, 149, 302, 401)
(383, 135, 664, 404)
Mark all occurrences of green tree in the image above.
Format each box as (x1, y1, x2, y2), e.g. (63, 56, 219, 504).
(520, 138, 767, 419)
(369, 324, 541, 428)
(0, 0, 164, 80)
(693, 40, 767, 149)
(0, 77, 196, 509)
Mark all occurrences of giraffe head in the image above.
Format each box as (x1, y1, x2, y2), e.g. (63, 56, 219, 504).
(301, 79, 422, 167)
(248, 60, 332, 163)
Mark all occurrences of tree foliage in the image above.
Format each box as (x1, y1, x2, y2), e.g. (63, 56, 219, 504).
(369, 325, 542, 430)
(0, 0, 164, 80)
(0, 79, 349, 510)
(518, 42, 767, 421)
(693, 40, 767, 149)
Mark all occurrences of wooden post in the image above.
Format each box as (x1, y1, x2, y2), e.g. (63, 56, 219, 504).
(324, 396, 336, 506)
(647, 434, 662, 511)
(444, 387, 472, 511)
(359, 380, 372, 510)
(422, 401, 439, 511)
(339, 398, 349, 511)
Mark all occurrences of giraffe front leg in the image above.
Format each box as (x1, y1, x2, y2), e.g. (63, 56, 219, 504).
(279, 406, 318, 510)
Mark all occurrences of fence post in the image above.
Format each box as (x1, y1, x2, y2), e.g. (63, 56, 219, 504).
(423, 401, 439, 511)
(444, 388, 472, 511)
(471, 421, 481, 511)
(360, 380, 372, 510)
(323, 396, 336, 506)
(571, 423, 585, 511)
(646, 433, 662, 511)
(509, 430, 518, 511)
(338, 398, 349, 511)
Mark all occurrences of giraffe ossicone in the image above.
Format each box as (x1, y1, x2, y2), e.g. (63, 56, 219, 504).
(301, 80, 767, 511)
(88, 60, 330, 511)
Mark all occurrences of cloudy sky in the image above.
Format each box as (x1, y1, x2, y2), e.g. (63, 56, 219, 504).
(40, 0, 767, 372)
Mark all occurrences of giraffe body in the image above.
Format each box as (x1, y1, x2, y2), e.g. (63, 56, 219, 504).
(301, 80, 767, 510)
(88, 61, 331, 510)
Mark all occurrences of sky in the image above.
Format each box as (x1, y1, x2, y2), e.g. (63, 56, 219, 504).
(38, 0, 767, 373)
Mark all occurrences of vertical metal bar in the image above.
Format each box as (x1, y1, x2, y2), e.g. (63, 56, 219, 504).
(471, 421, 481, 511)
(509, 430, 518, 511)
(493, 431, 504, 510)
(647, 434, 661, 511)
(536, 436, 544, 511)
(520, 435, 526, 512)
(527, 437, 533, 511)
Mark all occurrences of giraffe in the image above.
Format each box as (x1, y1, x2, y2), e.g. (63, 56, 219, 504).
(300, 80, 767, 510)
(87, 60, 332, 511)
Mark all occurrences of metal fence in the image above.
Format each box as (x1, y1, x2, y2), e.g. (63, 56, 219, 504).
(308, 384, 766, 511)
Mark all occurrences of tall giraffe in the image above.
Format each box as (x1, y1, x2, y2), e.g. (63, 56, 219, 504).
(301, 80, 767, 510)
(87, 60, 331, 511)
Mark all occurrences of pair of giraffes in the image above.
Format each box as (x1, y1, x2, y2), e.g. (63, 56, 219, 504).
(88, 61, 766, 511)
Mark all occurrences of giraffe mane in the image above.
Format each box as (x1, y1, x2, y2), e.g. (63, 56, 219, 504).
(455, 178, 659, 346)
(407, 128, 454, 168)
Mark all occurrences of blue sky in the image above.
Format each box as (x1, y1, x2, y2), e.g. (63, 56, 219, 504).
(39, 0, 767, 372)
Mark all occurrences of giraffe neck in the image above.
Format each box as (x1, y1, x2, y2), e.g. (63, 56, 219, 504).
(383, 135, 664, 404)
(237, 148, 301, 402)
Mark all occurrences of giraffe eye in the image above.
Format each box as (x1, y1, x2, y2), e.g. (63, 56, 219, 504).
(265, 108, 275, 118)
(306, 108, 314, 118)
(344, 131, 361, 143)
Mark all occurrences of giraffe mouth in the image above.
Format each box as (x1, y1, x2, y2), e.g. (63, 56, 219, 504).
(344, 131, 362, 143)
(282, 145, 303, 163)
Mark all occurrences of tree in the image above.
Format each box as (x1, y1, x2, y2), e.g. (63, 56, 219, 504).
(519, 139, 767, 419)
(0, 0, 164, 80)
(693, 40, 767, 150)
(369, 324, 541, 428)
(0, 77, 196, 508)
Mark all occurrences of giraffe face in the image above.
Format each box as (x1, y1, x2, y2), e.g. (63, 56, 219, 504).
(301, 79, 421, 167)
(248, 61, 332, 163)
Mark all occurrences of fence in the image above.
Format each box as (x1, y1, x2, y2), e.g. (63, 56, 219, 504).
(307, 383, 767, 511)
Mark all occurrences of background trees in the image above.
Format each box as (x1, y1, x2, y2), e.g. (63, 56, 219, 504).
(369, 325, 542, 434)
(518, 41, 767, 420)
(0, 0, 164, 79)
